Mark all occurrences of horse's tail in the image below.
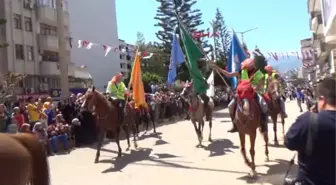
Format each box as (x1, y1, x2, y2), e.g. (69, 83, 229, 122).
(11, 133, 50, 185)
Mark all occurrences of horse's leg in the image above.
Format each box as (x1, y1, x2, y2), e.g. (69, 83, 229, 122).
(151, 114, 157, 133)
(135, 115, 140, 137)
(94, 128, 105, 163)
(122, 123, 131, 151)
(198, 120, 204, 145)
(281, 116, 285, 141)
(249, 131, 257, 177)
(115, 125, 122, 157)
(131, 119, 138, 148)
(238, 131, 251, 168)
(272, 114, 279, 145)
(208, 119, 213, 142)
(191, 120, 201, 147)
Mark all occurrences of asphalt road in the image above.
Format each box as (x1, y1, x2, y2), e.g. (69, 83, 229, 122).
(48, 100, 303, 185)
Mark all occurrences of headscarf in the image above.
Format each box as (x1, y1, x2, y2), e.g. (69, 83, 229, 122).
(32, 122, 43, 132)
(265, 65, 273, 73)
(241, 58, 254, 70)
(111, 72, 123, 83)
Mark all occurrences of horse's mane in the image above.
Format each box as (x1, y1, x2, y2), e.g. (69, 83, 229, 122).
(88, 88, 110, 108)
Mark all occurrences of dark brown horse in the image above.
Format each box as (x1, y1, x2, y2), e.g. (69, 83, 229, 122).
(267, 78, 285, 145)
(82, 87, 138, 163)
(0, 133, 50, 185)
(234, 80, 269, 178)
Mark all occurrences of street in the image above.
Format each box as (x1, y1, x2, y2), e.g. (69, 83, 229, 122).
(48, 100, 303, 185)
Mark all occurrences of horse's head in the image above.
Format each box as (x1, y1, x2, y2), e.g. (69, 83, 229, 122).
(267, 78, 280, 100)
(237, 80, 255, 116)
(181, 83, 195, 99)
(81, 86, 107, 113)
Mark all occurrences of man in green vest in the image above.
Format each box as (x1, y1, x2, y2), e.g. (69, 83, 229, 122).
(106, 72, 128, 121)
(264, 65, 287, 118)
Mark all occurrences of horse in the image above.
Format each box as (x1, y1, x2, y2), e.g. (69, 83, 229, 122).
(180, 85, 214, 147)
(81, 87, 138, 163)
(0, 133, 50, 185)
(135, 104, 156, 136)
(234, 80, 269, 178)
(266, 77, 285, 145)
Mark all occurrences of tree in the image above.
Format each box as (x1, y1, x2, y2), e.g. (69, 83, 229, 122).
(0, 72, 25, 102)
(212, 8, 230, 65)
(135, 32, 146, 51)
(154, 0, 208, 80)
(0, 18, 8, 48)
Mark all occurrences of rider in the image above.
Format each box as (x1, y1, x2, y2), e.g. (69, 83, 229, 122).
(264, 65, 287, 118)
(106, 72, 128, 122)
(210, 55, 269, 133)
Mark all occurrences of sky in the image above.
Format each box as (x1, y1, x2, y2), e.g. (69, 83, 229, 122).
(116, 0, 312, 54)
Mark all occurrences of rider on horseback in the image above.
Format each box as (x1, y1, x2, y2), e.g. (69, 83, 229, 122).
(264, 65, 288, 118)
(106, 72, 128, 121)
(210, 52, 269, 133)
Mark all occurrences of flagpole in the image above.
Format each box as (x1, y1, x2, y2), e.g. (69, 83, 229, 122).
(174, 11, 234, 95)
(124, 47, 140, 113)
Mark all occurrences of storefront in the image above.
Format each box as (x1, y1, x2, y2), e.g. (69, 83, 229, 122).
(16, 93, 50, 100)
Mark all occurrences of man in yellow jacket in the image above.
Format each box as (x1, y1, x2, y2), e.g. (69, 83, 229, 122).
(106, 72, 128, 121)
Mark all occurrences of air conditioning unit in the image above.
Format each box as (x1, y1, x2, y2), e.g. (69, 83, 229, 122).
(39, 84, 48, 91)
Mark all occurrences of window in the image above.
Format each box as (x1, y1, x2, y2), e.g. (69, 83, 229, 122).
(41, 50, 59, 61)
(24, 17, 32, 32)
(40, 23, 57, 35)
(13, 14, 22, 29)
(27, 46, 34, 60)
(15, 44, 24, 59)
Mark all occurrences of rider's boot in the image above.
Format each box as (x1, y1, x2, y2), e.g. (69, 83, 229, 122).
(279, 97, 288, 118)
(228, 97, 238, 133)
(257, 94, 269, 131)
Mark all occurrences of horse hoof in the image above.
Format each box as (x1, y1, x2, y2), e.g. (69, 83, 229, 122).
(126, 147, 130, 151)
(249, 170, 257, 178)
(265, 157, 270, 162)
(274, 141, 279, 145)
(208, 138, 213, 142)
(94, 159, 99, 163)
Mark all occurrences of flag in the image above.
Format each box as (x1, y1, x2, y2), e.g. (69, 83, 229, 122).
(168, 34, 184, 85)
(206, 70, 215, 97)
(228, 31, 246, 89)
(129, 53, 146, 108)
(178, 21, 208, 94)
(142, 52, 153, 59)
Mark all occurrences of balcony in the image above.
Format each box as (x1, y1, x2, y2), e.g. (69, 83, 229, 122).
(308, 0, 321, 13)
(311, 14, 323, 34)
(37, 5, 69, 26)
(40, 61, 59, 76)
(38, 34, 70, 52)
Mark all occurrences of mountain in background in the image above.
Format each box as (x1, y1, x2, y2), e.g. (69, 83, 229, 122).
(267, 56, 302, 72)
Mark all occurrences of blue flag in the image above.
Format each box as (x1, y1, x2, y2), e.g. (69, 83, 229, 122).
(227, 31, 246, 88)
(167, 34, 184, 85)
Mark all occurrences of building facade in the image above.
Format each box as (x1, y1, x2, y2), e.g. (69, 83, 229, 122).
(67, 0, 121, 91)
(308, 0, 336, 79)
(118, 39, 134, 79)
(0, 0, 90, 95)
(300, 38, 316, 81)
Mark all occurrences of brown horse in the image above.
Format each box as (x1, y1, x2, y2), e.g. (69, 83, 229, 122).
(234, 80, 269, 178)
(267, 77, 285, 145)
(82, 87, 138, 163)
(0, 133, 50, 185)
(181, 85, 214, 147)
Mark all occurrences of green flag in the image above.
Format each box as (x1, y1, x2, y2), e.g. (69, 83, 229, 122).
(179, 23, 208, 94)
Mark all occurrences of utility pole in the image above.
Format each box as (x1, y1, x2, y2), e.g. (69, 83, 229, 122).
(56, 0, 69, 98)
(235, 27, 259, 44)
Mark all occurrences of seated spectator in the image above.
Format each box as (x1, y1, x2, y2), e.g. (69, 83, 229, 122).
(7, 119, 18, 133)
(20, 123, 31, 133)
(47, 119, 69, 154)
(12, 107, 25, 129)
(32, 122, 51, 154)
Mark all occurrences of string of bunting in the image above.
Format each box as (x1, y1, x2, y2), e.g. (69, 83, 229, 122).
(68, 37, 153, 59)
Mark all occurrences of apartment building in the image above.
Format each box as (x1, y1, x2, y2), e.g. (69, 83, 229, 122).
(118, 39, 134, 79)
(308, 0, 336, 79)
(300, 38, 316, 81)
(0, 0, 91, 95)
(67, 0, 121, 91)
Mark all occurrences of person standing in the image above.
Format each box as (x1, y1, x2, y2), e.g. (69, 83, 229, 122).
(296, 88, 304, 112)
(26, 96, 40, 130)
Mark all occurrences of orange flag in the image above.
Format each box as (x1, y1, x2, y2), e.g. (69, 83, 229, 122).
(129, 53, 146, 108)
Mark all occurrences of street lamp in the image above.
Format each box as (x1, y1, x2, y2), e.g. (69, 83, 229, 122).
(235, 27, 258, 43)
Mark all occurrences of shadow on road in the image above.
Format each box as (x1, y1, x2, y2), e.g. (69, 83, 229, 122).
(203, 139, 239, 157)
(268, 143, 287, 148)
(236, 158, 298, 184)
(213, 111, 231, 118)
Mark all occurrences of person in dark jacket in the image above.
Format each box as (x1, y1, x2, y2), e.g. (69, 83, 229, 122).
(285, 78, 335, 185)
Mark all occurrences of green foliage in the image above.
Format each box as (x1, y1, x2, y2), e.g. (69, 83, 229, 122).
(142, 72, 163, 84)
(154, 0, 208, 80)
(212, 8, 230, 65)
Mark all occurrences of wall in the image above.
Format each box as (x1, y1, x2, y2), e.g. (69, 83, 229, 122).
(67, 0, 120, 91)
